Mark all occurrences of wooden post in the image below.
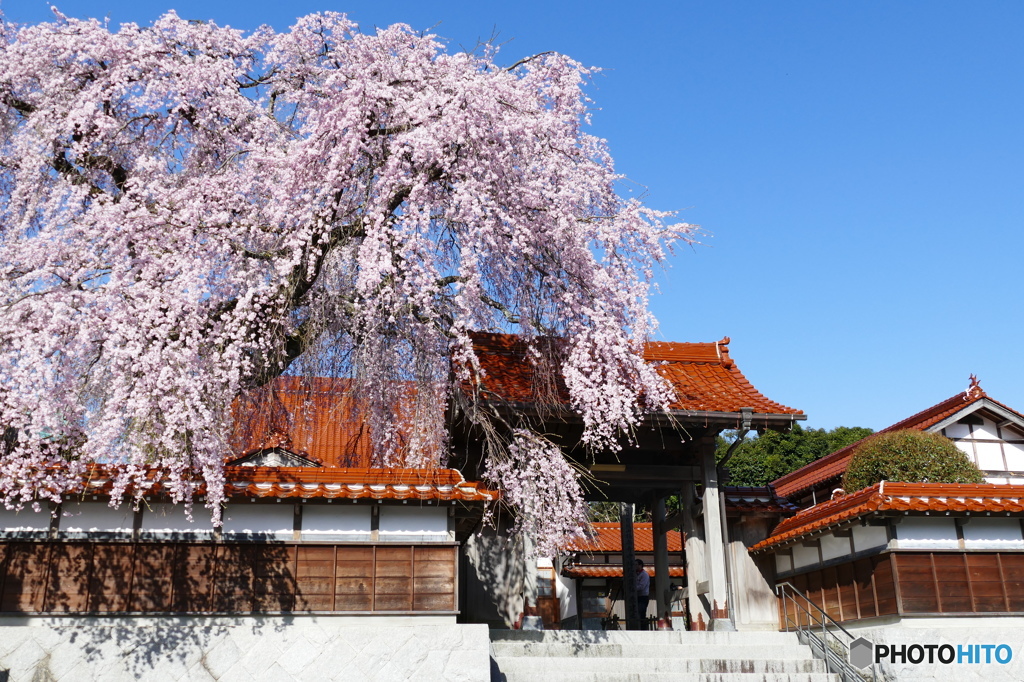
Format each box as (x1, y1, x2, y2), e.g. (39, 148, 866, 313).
(521, 533, 543, 629)
(619, 501, 640, 630)
(701, 440, 733, 630)
(575, 575, 585, 630)
(682, 482, 710, 630)
(653, 494, 671, 625)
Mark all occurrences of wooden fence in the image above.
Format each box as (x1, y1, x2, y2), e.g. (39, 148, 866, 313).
(778, 550, 1024, 625)
(0, 541, 457, 615)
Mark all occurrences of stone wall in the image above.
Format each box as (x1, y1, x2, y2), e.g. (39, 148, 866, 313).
(0, 616, 489, 681)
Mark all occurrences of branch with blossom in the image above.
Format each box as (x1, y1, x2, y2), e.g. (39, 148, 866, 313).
(0, 10, 694, 545)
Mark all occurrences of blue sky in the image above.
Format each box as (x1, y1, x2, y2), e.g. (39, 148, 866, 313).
(5, 1, 1023, 431)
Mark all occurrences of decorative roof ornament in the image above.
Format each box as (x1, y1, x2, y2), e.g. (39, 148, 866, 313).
(966, 374, 985, 400)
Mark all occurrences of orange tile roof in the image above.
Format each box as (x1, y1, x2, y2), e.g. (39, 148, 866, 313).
(566, 522, 684, 553)
(465, 333, 802, 416)
(222, 467, 495, 501)
(770, 385, 1024, 499)
(751, 482, 1024, 553)
(228, 377, 441, 469)
(562, 565, 685, 579)
(73, 466, 497, 502)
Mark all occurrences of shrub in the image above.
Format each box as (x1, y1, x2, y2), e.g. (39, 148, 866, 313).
(842, 430, 984, 492)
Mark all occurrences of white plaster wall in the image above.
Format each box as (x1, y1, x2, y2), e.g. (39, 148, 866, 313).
(60, 501, 134, 535)
(820, 533, 852, 562)
(852, 524, 889, 552)
(301, 505, 371, 540)
(791, 544, 820, 569)
(962, 518, 1024, 549)
(974, 418, 1001, 440)
(0, 506, 50, 533)
(0, 618, 489, 682)
(955, 440, 977, 464)
(775, 553, 793, 574)
(894, 517, 958, 549)
(140, 503, 214, 535)
(1005, 443, 1024, 470)
(379, 506, 447, 541)
(945, 423, 972, 439)
(221, 504, 293, 539)
(975, 442, 1006, 470)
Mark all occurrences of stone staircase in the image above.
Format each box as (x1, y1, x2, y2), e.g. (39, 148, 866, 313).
(489, 630, 840, 682)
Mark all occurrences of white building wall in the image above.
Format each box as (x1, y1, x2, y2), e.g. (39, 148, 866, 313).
(820, 534, 852, 562)
(962, 517, 1024, 549)
(221, 504, 293, 539)
(378, 506, 448, 541)
(791, 544, 820, 569)
(139, 503, 214, 536)
(60, 500, 134, 535)
(301, 505, 371, 540)
(894, 517, 958, 549)
(852, 525, 889, 552)
(0, 506, 50, 533)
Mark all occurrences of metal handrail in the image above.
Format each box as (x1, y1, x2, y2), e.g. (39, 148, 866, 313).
(776, 581, 877, 682)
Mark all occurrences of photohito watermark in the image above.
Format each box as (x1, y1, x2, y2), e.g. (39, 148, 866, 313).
(849, 638, 1013, 669)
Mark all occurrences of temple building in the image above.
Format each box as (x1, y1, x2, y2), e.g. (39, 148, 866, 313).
(758, 378, 1024, 628)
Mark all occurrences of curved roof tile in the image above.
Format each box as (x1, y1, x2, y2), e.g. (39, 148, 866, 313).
(751, 482, 1024, 553)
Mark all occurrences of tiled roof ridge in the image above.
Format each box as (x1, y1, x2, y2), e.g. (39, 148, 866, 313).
(751, 482, 1024, 553)
(562, 565, 686, 579)
(771, 388, 988, 498)
(590, 521, 657, 529)
(467, 332, 802, 416)
(48, 465, 497, 501)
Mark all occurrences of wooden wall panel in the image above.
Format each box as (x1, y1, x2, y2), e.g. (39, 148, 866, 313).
(295, 546, 335, 611)
(1001, 554, 1024, 611)
(1, 544, 50, 612)
(212, 545, 256, 613)
(253, 545, 297, 612)
(374, 546, 413, 611)
(836, 562, 859, 621)
(43, 543, 92, 612)
(413, 546, 456, 612)
(966, 554, 1005, 612)
(171, 544, 217, 613)
(88, 543, 134, 612)
(872, 555, 898, 616)
(819, 566, 842, 622)
(0, 541, 457, 615)
(779, 550, 1024, 626)
(893, 554, 938, 613)
(852, 557, 877, 619)
(132, 544, 176, 612)
(935, 554, 971, 613)
(335, 546, 373, 611)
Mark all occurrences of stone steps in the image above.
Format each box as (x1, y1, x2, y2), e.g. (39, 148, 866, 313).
(491, 656, 826, 674)
(489, 630, 840, 682)
(494, 674, 838, 682)
(491, 642, 816, 659)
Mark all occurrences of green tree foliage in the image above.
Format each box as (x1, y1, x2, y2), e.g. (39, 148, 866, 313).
(842, 430, 984, 492)
(718, 424, 875, 487)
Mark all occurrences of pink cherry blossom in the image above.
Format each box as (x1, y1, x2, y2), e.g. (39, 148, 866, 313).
(0, 11, 694, 549)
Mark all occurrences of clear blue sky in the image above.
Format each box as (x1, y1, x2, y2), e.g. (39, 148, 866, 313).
(6, 1, 1023, 431)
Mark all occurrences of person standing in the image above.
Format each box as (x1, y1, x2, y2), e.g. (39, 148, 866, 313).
(635, 559, 650, 625)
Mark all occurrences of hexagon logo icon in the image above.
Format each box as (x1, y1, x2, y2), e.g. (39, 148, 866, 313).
(850, 637, 874, 669)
